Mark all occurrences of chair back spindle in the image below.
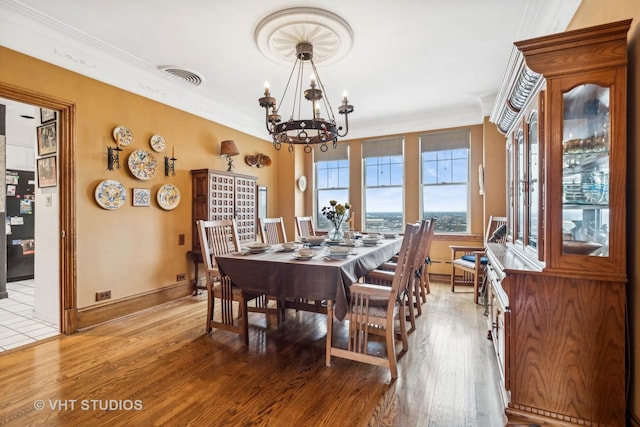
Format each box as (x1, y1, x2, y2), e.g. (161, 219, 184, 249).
(259, 217, 287, 244)
(295, 216, 315, 237)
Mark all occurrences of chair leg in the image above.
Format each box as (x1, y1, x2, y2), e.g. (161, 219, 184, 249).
(398, 301, 408, 351)
(413, 278, 422, 316)
(423, 266, 431, 295)
(405, 290, 416, 331)
(450, 266, 456, 292)
(241, 294, 249, 347)
(386, 314, 398, 379)
(473, 272, 480, 305)
(206, 282, 214, 333)
(325, 300, 334, 366)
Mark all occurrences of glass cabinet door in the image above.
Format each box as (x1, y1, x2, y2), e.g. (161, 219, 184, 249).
(506, 139, 514, 241)
(516, 129, 525, 244)
(561, 84, 609, 256)
(527, 111, 539, 251)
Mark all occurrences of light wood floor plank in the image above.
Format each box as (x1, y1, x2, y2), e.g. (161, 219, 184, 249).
(0, 282, 506, 426)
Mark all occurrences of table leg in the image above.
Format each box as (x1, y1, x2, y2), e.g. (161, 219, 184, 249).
(326, 300, 333, 366)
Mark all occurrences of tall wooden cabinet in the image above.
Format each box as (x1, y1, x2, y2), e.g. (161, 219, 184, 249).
(190, 169, 258, 254)
(488, 20, 630, 426)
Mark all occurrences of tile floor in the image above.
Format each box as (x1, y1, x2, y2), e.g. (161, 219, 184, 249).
(0, 279, 59, 352)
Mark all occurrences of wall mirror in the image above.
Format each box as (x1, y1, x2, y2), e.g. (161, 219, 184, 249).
(257, 185, 267, 233)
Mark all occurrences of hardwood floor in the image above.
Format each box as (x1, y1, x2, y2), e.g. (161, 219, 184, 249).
(0, 282, 506, 426)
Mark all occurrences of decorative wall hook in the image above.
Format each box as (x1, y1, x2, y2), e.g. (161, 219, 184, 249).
(245, 153, 272, 168)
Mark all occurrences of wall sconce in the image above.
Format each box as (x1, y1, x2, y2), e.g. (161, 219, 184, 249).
(220, 140, 239, 171)
(164, 147, 177, 177)
(164, 156, 176, 177)
(107, 145, 122, 170)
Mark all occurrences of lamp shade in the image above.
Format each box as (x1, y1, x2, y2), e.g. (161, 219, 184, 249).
(220, 140, 239, 157)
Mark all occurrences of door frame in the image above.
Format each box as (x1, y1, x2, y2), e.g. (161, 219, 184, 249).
(0, 82, 76, 334)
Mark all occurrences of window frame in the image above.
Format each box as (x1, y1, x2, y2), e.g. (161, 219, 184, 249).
(420, 130, 471, 234)
(313, 144, 350, 231)
(362, 137, 405, 233)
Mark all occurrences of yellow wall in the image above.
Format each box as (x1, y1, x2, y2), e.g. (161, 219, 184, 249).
(567, 1, 639, 419)
(0, 46, 277, 308)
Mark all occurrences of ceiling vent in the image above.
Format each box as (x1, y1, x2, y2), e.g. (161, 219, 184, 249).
(158, 66, 205, 86)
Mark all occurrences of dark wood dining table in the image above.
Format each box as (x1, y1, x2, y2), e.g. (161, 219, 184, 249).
(215, 237, 403, 321)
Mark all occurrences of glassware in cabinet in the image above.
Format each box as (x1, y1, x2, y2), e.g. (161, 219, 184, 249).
(561, 84, 610, 257)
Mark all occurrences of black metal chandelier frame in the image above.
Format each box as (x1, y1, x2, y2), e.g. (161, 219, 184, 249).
(259, 42, 354, 153)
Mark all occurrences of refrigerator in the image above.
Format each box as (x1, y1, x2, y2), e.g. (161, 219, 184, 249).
(5, 169, 35, 281)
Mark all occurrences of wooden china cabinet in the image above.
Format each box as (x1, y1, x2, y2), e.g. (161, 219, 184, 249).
(189, 169, 258, 292)
(488, 20, 630, 426)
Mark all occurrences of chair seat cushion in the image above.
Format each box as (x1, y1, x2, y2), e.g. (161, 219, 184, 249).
(350, 296, 397, 320)
(452, 259, 476, 270)
(460, 254, 489, 265)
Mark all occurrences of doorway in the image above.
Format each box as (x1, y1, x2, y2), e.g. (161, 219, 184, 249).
(0, 98, 59, 351)
(0, 82, 76, 337)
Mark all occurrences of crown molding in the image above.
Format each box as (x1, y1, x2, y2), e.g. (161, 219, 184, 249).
(0, 0, 268, 140)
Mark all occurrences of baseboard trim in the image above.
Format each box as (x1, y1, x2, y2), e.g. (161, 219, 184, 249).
(429, 273, 450, 283)
(76, 282, 193, 331)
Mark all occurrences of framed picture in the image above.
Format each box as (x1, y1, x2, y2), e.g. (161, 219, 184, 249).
(37, 122, 57, 156)
(132, 188, 151, 207)
(37, 156, 57, 188)
(40, 108, 56, 123)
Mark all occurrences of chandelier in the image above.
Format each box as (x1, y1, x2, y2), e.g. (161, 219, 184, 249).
(258, 41, 354, 153)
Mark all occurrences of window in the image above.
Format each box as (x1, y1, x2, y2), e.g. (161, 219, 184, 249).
(362, 137, 404, 232)
(421, 130, 470, 233)
(314, 143, 349, 230)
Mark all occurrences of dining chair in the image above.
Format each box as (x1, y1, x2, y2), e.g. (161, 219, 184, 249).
(295, 216, 315, 238)
(259, 217, 287, 244)
(449, 215, 507, 303)
(326, 222, 420, 379)
(416, 217, 437, 300)
(364, 219, 430, 330)
(197, 219, 270, 345)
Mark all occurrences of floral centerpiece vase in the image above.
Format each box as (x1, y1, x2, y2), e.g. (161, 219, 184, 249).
(322, 200, 351, 241)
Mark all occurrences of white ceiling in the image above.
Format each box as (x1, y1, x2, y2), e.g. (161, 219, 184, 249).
(1, 0, 581, 142)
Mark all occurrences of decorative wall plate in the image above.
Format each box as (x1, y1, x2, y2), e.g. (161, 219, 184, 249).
(113, 125, 134, 146)
(150, 134, 166, 152)
(157, 184, 180, 210)
(95, 180, 127, 210)
(128, 149, 158, 180)
(297, 175, 307, 192)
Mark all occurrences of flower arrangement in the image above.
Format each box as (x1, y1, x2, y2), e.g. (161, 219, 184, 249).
(322, 200, 351, 240)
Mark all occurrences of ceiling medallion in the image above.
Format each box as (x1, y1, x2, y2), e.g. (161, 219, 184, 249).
(254, 7, 354, 66)
(255, 8, 355, 153)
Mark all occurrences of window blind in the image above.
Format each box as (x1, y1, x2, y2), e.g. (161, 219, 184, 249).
(362, 137, 404, 158)
(313, 142, 348, 162)
(420, 129, 470, 152)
